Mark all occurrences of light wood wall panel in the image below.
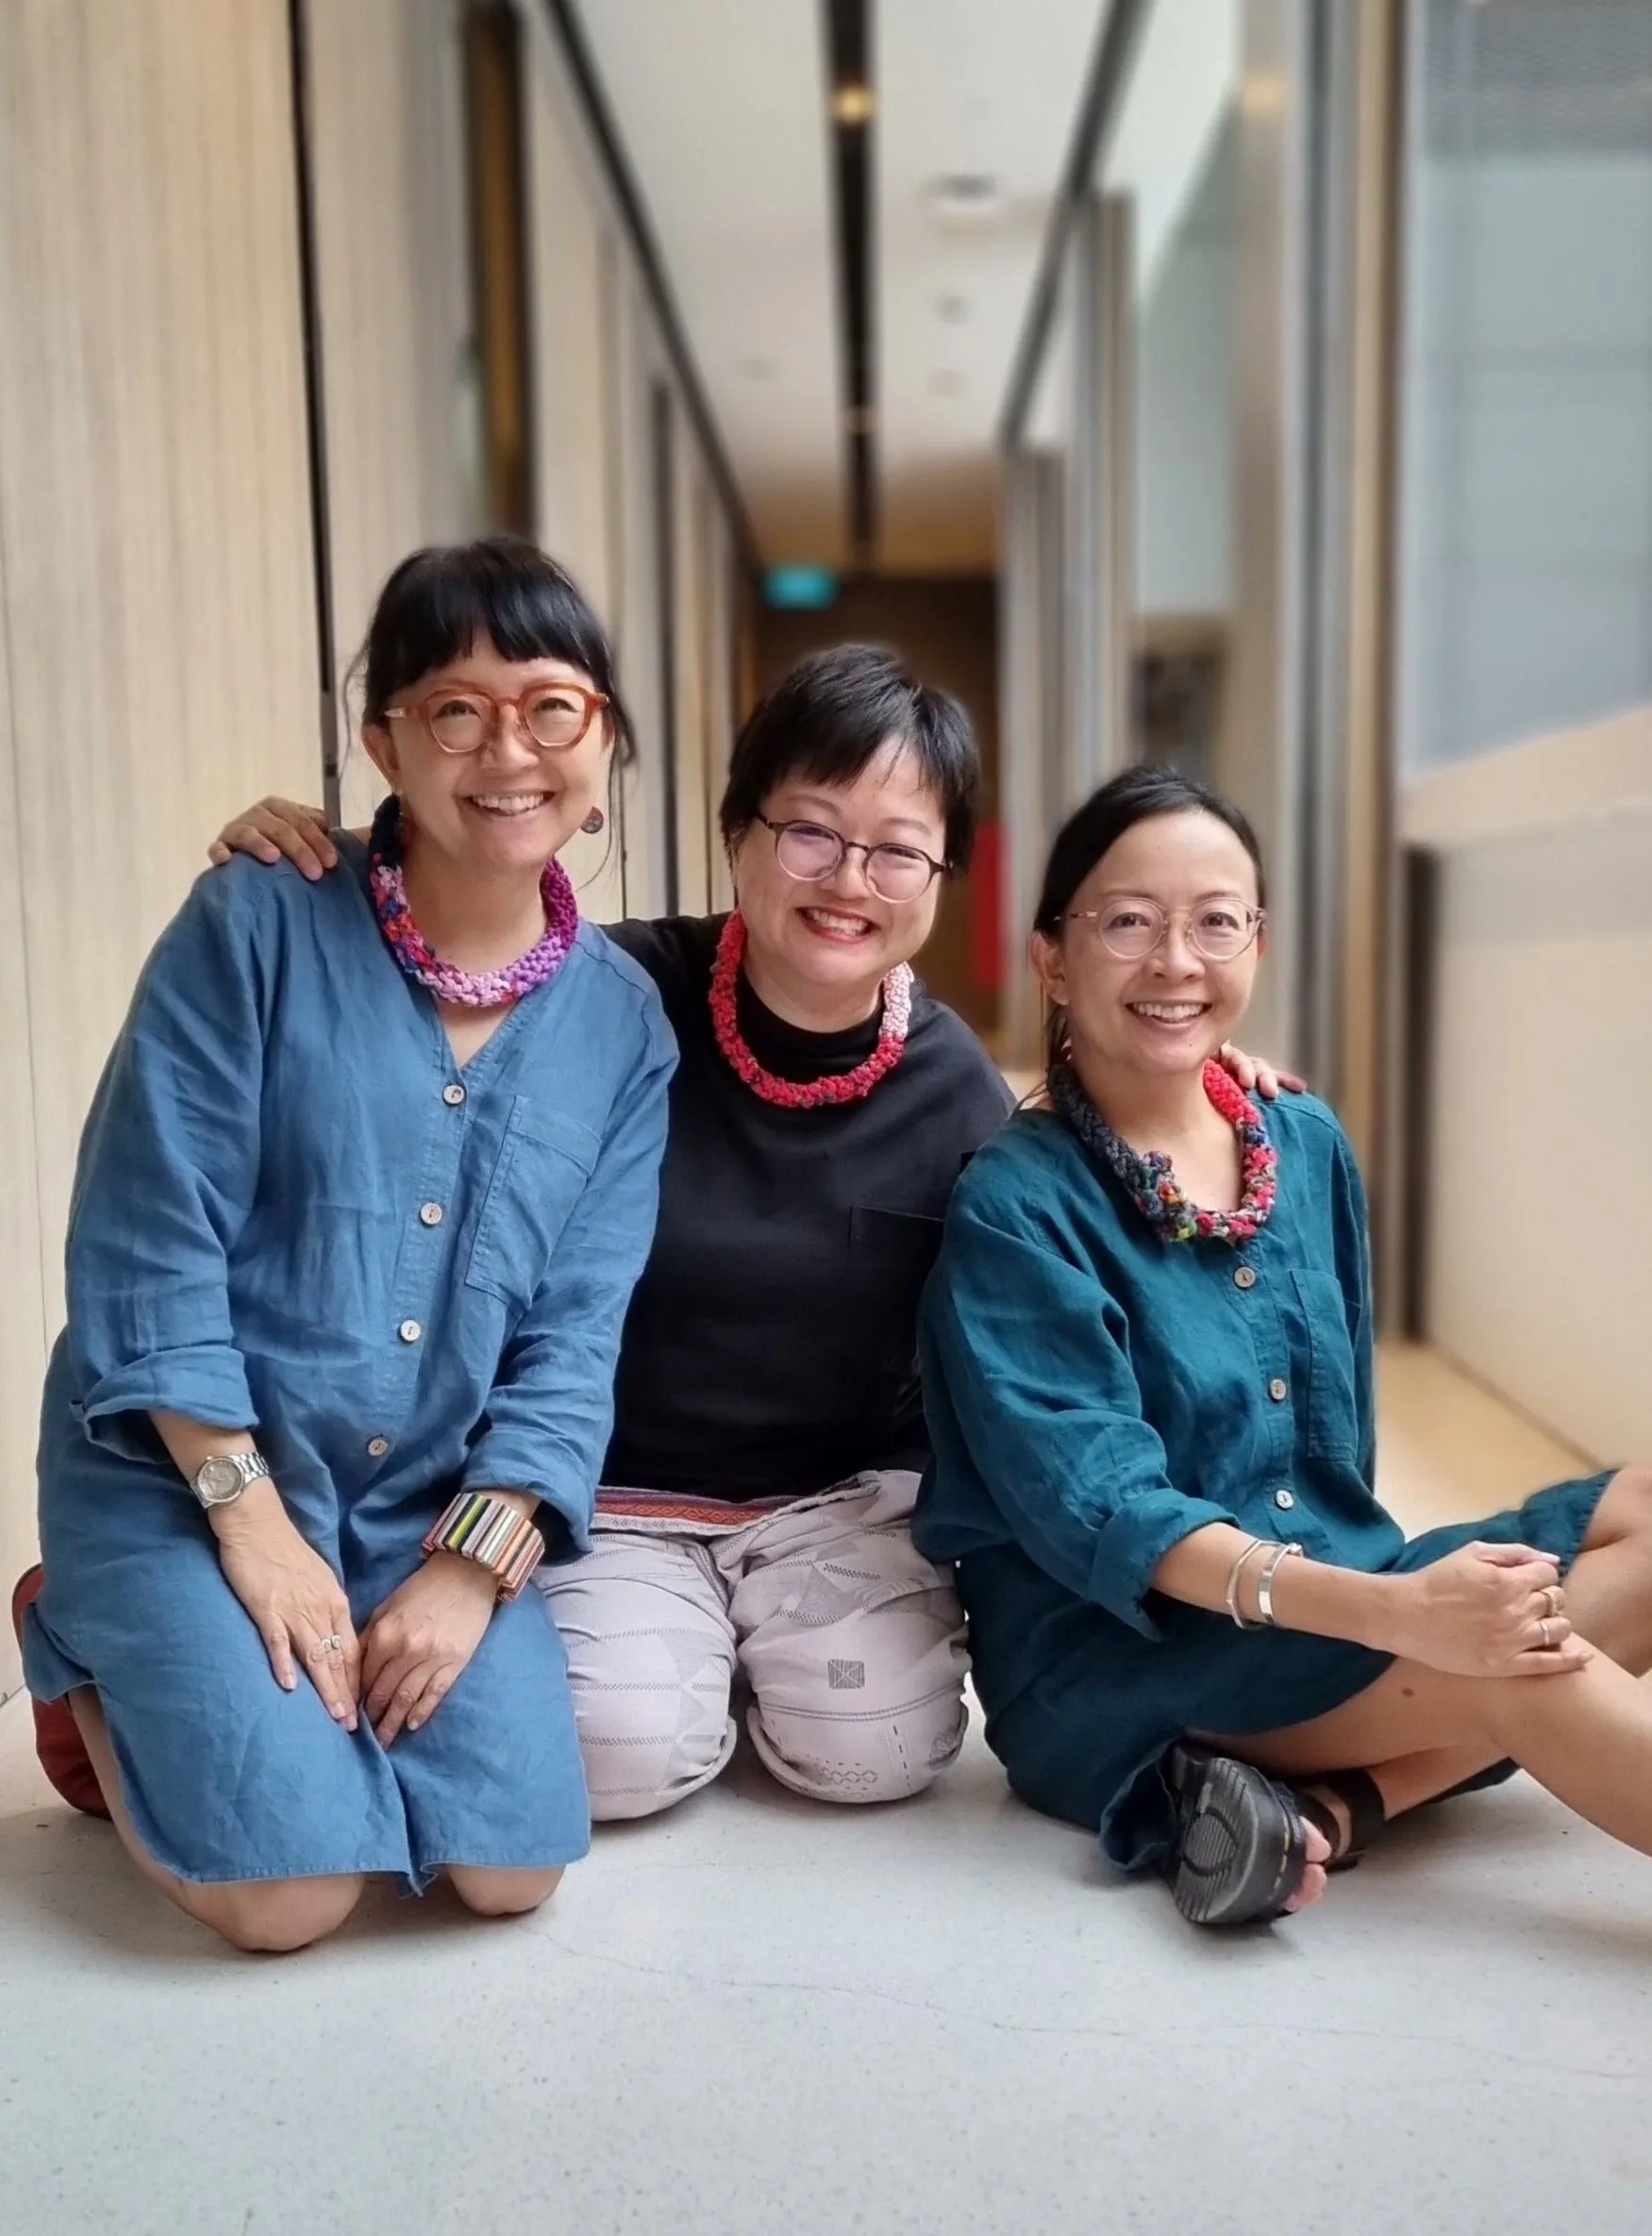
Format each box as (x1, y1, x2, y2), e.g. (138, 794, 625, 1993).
(0, 0, 320, 1677)
(672, 430, 714, 916)
(0, 535, 47, 1702)
(521, 2, 628, 920)
(306, 0, 477, 825)
(608, 267, 669, 921)
(705, 503, 737, 913)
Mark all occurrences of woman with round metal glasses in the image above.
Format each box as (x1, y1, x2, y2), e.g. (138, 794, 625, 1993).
(13, 539, 675, 1946)
(201, 650, 1293, 1821)
(917, 763, 1652, 1928)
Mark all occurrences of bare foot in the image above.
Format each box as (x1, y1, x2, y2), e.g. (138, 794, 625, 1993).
(1281, 1818, 1332, 1912)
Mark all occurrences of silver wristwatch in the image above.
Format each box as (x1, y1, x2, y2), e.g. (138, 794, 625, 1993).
(191, 1451, 272, 1510)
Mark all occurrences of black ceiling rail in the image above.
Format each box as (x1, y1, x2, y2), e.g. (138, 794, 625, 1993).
(538, 0, 761, 578)
(996, 0, 1148, 450)
(824, 0, 876, 569)
(284, 0, 342, 823)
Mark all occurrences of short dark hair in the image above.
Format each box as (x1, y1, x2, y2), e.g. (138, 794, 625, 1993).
(719, 643, 980, 872)
(359, 536, 636, 763)
(1034, 765, 1267, 1076)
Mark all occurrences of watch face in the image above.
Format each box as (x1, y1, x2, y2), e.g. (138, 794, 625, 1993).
(196, 1456, 243, 1506)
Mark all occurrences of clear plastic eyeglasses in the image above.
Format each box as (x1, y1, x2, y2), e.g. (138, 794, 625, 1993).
(1064, 898, 1266, 962)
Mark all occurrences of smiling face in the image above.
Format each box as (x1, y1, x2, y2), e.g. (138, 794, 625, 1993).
(362, 635, 609, 876)
(728, 739, 948, 1017)
(1032, 808, 1265, 1080)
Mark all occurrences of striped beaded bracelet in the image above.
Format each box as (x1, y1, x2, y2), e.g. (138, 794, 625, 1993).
(422, 1492, 545, 1601)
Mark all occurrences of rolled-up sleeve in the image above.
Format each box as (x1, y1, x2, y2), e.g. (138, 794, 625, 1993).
(462, 1012, 676, 1554)
(65, 871, 269, 1459)
(922, 1193, 1236, 1637)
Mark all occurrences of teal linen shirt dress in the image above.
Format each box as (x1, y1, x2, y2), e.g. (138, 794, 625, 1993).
(23, 847, 676, 1889)
(915, 1093, 1610, 1869)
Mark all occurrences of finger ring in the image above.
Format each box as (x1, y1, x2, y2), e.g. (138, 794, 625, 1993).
(1543, 1583, 1564, 1618)
(1537, 1617, 1552, 1651)
(319, 1633, 343, 1655)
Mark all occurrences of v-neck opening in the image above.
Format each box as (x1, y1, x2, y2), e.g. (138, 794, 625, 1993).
(337, 833, 571, 1086)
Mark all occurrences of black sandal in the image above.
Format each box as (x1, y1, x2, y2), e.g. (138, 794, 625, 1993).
(1163, 1744, 1310, 1927)
(1293, 1768, 1387, 1872)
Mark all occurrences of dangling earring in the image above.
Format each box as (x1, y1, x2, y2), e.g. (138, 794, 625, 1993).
(580, 807, 606, 836)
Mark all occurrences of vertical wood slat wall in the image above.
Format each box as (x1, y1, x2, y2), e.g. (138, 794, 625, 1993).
(517, 0, 742, 927)
(0, 0, 320, 1697)
(307, 0, 479, 828)
(0, 1, 745, 1702)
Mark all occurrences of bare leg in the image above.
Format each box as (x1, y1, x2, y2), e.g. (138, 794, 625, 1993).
(1245, 1466, 1652, 1851)
(445, 1865, 563, 1916)
(70, 1689, 364, 1953)
(1556, 1465, 1652, 1673)
(1240, 1650, 1652, 1858)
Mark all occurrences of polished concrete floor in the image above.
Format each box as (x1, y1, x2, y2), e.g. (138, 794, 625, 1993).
(1, 1347, 1647, 2236)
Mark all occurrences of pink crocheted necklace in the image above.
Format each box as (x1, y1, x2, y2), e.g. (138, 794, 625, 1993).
(709, 911, 914, 1110)
(368, 793, 578, 1009)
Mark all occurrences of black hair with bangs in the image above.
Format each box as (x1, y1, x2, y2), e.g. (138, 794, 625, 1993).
(359, 536, 636, 762)
(718, 643, 980, 872)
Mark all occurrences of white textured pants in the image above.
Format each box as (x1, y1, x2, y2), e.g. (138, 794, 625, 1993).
(538, 1471, 969, 1820)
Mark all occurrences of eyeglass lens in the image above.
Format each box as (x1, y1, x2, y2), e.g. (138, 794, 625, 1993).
(427, 687, 592, 753)
(773, 821, 936, 902)
(1092, 901, 1256, 960)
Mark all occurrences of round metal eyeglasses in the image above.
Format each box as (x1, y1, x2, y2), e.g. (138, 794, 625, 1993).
(757, 814, 947, 904)
(1064, 899, 1266, 962)
(386, 681, 608, 756)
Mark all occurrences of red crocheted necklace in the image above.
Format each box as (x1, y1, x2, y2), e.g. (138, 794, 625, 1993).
(709, 911, 914, 1110)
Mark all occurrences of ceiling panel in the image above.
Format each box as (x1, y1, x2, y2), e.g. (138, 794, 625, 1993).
(876, 0, 1109, 572)
(572, 0, 846, 565)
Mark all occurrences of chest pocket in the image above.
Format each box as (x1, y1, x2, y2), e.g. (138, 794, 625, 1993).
(465, 1098, 601, 1310)
(1291, 1269, 1360, 1462)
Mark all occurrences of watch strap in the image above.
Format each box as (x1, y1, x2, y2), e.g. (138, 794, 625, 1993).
(191, 1450, 272, 1507)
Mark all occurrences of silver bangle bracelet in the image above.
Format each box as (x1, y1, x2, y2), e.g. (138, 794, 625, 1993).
(1254, 1540, 1304, 1627)
(1225, 1536, 1268, 1629)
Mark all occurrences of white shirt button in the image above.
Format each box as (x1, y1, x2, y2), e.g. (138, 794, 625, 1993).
(1274, 1488, 1296, 1510)
(442, 1083, 466, 1107)
(419, 1202, 444, 1227)
(1268, 1377, 1289, 1402)
(1234, 1265, 1257, 1291)
(366, 1436, 391, 1459)
(399, 1319, 423, 1343)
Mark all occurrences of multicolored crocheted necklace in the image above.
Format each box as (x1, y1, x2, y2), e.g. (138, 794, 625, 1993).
(368, 793, 578, 1009)
(1051, 1058, 1278, 1244)
(709, 910, 914, 1110)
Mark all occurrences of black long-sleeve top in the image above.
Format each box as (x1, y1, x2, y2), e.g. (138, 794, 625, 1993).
(601, 913, 1013, 1500)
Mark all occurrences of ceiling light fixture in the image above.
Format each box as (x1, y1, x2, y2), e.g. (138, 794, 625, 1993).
(831, 83, 876, 126)
(925, 174, 1003, 229)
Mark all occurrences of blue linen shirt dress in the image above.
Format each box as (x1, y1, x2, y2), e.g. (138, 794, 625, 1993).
(914, 1093, 1611, 1869)
(22, 845, 676, 1889)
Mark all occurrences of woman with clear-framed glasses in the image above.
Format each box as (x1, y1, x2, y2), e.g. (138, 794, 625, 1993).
(199, 651, 1294, 1824)
(917, 764, 1652, 1928)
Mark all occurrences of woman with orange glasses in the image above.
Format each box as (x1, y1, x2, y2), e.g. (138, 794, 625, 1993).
(14, 539, 674, 1948)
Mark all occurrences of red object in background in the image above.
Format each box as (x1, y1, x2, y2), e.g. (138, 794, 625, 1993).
(970, 818, 1004, 993)
(8, 1565, 109, 1817)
